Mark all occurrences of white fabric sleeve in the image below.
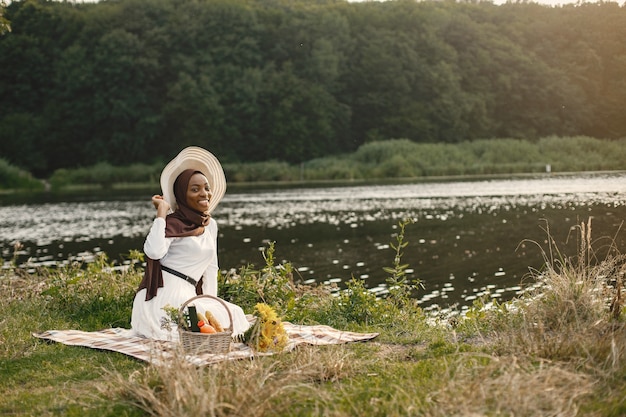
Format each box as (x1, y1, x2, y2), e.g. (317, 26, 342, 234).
(202, 219, 219, 296)
(143, 217, 171, 260)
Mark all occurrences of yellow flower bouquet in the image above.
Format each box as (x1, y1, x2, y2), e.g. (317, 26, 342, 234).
(243, 303, 289, 353)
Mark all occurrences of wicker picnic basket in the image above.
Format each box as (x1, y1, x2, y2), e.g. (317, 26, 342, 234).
(178, 295, 233, 354)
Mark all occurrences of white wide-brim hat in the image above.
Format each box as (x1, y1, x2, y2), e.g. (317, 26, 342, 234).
(160, 146, 226, 214)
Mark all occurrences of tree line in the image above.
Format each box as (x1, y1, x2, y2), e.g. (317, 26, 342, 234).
(1, 0, 625, 178)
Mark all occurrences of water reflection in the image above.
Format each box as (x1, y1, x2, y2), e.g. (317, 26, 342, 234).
(1, 172, 625, 312)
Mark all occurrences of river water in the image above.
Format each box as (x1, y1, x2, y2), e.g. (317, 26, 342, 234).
(1, 172, 625, 314)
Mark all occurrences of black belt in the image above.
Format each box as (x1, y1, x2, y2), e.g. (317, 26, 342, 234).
(161, 265, 198, 287)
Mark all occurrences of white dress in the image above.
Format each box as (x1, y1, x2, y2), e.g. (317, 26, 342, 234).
(130, 217, 250, 341)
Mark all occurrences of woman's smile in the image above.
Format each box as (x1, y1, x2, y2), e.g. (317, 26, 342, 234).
(186, 173, 212, 213)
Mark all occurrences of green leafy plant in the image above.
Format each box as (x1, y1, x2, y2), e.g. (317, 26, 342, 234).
(40, 252, 141, 330)
(218, 242, 298, 316)
(383, 218, 423, 308)
(160, 304, 189, 332)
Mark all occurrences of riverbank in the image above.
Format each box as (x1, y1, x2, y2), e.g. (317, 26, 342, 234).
(1, 222, 625, 416)
(3, 168, 625, 204)
(2, 136, 626, 195)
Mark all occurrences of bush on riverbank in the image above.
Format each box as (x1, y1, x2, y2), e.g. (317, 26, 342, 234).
(3, 136, 625, 192)
(48, 161, 163, 190)
(0, 158, 44, 191)
(348, 136, 626, 178)
(1, 220, 625, 415)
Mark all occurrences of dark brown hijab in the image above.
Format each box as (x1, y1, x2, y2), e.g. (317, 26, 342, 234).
(137, 169, 211, 300)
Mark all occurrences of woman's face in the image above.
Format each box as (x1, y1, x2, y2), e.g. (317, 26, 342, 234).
(185, 172, 212, 213)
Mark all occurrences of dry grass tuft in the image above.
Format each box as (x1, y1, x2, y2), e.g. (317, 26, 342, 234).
(498, 219, 626, 368)
(99, 344, 359, 417)
(427, 354, 594, 417)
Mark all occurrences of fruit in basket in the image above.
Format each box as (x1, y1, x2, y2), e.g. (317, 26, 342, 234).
(197, 312, 206, 326)
(198, 320, 216, 334)
(204, 310, 224, 332)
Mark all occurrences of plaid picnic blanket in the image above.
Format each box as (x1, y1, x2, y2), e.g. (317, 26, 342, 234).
(33, 322, 379, 366)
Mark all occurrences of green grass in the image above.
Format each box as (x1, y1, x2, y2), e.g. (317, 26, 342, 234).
(0, 345, 142, 416)
(1, 220, 626, 416)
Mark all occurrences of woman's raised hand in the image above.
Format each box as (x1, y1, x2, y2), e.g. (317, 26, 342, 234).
(152, 195, 170, 218)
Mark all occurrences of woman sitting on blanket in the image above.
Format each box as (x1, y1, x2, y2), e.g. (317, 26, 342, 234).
(130, 146, 250, 342)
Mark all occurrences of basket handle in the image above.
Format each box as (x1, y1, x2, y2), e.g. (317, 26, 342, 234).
(178, 294, 234, 332)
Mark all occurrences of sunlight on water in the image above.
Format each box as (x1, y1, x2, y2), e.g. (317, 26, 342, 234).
(2, 172, 626, 310)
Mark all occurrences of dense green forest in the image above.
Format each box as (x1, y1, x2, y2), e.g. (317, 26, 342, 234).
(1, 0, 625, 178)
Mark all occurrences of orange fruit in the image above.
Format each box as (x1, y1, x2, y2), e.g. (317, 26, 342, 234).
(200, 323, 216, 334)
